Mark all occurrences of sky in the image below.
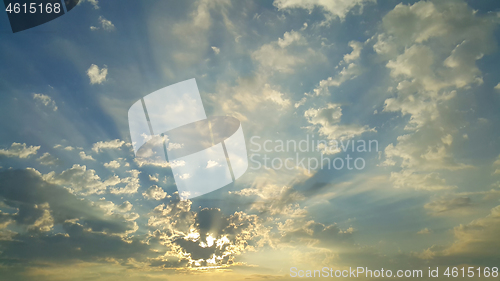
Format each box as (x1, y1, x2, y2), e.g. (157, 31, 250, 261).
(1, 0, 500, 280)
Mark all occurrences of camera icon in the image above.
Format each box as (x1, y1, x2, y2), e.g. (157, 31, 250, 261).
(128, 79, 248, 200)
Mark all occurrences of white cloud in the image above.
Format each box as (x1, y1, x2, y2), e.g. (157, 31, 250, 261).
(99, 16, 114, 31)
(87, 64, 108, 85)
(33, 93, 57, 111)
(81, 0, 99, 9)
(342, 41, 363, 63)
(304, 103, 374, 141)
(277, 30, 305, 48)
(37, 152, 59, 166)
(43, 164, 119, 195)
(495, 83, 500, 92)
(309, 41, 364, 97)
(312, 63, 362, 96)
(263, 84, 291, 108)
(375, 0, 492, 192)
(142, 185, 168, 200)
(211, 46, 220, 54)
(109, 170, 141, 194)
(252, 43, 305, 74)
(92, 139, 127, 153)
(28, 203, 54, 232)
(90, 16, 115, 31)
(0, 143, 40, 158)
(206, 160, 219, 169)
(104, 160, 120, 169)
(79, 151, 95, 161)
(376, 0, 496, 130)
(167, 142, 183, 151)
(252, 30, 321, 74)
(273, 0, 375, 22)
(148, 174, 159, 182)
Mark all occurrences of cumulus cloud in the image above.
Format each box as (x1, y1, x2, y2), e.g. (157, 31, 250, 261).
(303, 40, 364, 102)
(376, 1, 496, 130)
(142, 185, 168, 200)
(304, 103, 374, 141)
(211, 46, 220, 54)
(375, 1, 492, 192)
(148, 174, 159, 182)
(104, 160, 120, 169)
(0, 143, 40, 159)
(109, 170, 141, 194)
(91, 16, 115, 31)
(43, 164, 119, 195)
(252, 30, 321, 74)
(33, 93, 57, 111)
(494, 83, 500, 92)
(0, 168, 138, 238)
(79, 151, 95, 161)
(37, 152, 59, 166)
(87, 64, 108, 85)
(263, 84, 291, 108)
(92, 139, 127, 153)
(273, 0, 375, 22)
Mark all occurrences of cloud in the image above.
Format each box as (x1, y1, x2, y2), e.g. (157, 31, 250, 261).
(148, 174, 159, 182)
(417, 228, 431, 234)
(0, 143, 40, 159)
(142, 185, 168, 200)
(43, 164, 119, 195)
(37, 152, 59, 166)
(92, 139, 127, 153)
(263, 84, 291, 108)
(206, 160, 219, 169)
(147, 202, 271, 268)
(304, 103, 374, 141)
(495, 83, 500, 92)
(252, 30, 321, 74)
(342, 41, 363, 63)
(417, 205, 500, 264)
(374, 1, 493, 192)
(306, 41, 364, 99)
(273, 0, 375, 22)
(311, 63, 363, 96)
(87, 64, 108, 85)
(376, 0, 496, 130)
(109, 170, 141, 194)
(277, 30, 306, 48)
(424, 196, 471, 214)
(493, 154, 500, 175)
(80, 0, 99, 9)
(91, 16, 115, 31)
(211, 46, 220, 54)
(99, 16, 114, 31)
(231, 181, 307, 217)
(0, 168, 138, 237)
(104, 160, 120, 169)
(79, 151, 95, 161)
(390, 169, 455, 191)
(33, 93, 57, 111)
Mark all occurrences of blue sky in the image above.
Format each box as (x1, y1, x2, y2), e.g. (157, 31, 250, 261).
(1, 0, 500, 280)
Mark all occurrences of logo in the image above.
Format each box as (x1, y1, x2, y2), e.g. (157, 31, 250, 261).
(4, 0, 79, 33)
(128, 79, 248, 200)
